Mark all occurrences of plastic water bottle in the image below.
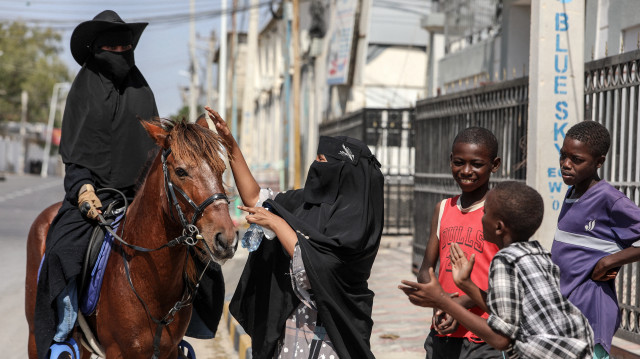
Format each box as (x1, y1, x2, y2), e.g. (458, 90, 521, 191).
(242, 223, 264, 252)
(241, 202, 275, 252)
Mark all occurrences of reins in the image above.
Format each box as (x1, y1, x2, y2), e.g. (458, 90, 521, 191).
(92, 146, 230, 359)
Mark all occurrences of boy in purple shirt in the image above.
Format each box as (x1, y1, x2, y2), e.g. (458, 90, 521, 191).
(551, 121, 640, 358)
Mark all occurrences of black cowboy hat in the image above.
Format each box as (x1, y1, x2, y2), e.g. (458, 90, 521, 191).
(70, 10, 147, 66)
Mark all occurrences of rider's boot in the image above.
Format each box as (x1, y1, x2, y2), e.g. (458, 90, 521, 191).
(48, 337, 80, 359)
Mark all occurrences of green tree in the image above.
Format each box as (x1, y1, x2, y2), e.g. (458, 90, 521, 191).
(0, 21, 71, 124)
(170, 105, 191, 121)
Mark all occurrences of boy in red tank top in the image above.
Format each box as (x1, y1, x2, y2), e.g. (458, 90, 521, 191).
(402, 127, 503, 359)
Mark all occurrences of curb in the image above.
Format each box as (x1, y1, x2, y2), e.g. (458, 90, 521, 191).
(223, 301, 252, 359)
(612, 336, 640, 359)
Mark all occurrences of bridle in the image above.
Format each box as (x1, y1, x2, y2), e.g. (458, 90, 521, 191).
(94, 146, 231, 359)
(161, 147, 230, 242)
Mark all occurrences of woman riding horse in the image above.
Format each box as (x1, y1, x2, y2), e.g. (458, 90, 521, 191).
(27, 116, 238, 358)
(33, 10, 159, 358)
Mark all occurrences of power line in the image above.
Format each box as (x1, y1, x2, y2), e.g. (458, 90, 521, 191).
(0, 1, 273, 30)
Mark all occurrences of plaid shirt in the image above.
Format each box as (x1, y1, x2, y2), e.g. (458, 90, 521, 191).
(486, 241, 594, 359)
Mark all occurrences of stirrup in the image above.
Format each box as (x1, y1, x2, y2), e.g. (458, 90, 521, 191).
(178, 339, 196, 359)
(49, 337, 80, 359)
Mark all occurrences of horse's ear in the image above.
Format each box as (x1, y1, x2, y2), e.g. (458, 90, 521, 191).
(195, 113, 212, 130)
(139, 117, 169, 148)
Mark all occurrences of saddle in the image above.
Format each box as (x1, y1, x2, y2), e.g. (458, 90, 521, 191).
(78, 201, 124, 315)
(73, 202, 199, 359)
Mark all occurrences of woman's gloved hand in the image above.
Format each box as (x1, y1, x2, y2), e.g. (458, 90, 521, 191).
(78, 184, 102, 220)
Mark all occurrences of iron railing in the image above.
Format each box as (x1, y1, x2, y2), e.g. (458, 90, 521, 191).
(411, 49, 640, 344)
(319, 108, 415, 235)
(412, 77, 529, 270)
(585, 49, 640, 343)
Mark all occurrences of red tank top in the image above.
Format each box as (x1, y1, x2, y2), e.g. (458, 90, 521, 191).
(436, 195, 499, 340)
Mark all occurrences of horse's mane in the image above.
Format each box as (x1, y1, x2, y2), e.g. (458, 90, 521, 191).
(147, 117, 230, 175)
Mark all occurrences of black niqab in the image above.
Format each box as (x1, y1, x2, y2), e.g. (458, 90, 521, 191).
(92, 30, 136, 83)
(230, 136, 384, 359)
(59, 51, 157, 189)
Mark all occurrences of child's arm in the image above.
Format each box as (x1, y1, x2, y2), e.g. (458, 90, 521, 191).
(450, 243, 489, 313)
(415, 201, 480, 333)
(592, 246, 640, 281)
(416, 201, 460, 334)
(399, 268, 512, 351)
(416, 201, 442, 284)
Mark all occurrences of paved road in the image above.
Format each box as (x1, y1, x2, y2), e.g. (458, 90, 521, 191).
(0, 174, 64, 358)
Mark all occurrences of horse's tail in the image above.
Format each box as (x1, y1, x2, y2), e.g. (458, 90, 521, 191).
(25, 202, 61, 359)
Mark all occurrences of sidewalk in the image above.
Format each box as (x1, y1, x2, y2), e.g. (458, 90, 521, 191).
(184, 234, 640, 359)
(218, 235, 430, 359)
(370, 236, 431, 358)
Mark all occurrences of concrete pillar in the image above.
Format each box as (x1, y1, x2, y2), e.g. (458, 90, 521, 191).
(527, 0, 584, 248)
(242, 0, 259, 167)
(421, 11, 445, 97)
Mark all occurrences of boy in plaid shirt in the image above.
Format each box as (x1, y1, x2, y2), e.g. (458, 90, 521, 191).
(400, 181, 594, 359)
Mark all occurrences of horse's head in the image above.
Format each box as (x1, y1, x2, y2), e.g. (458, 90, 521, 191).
(141, 117, 237, 264)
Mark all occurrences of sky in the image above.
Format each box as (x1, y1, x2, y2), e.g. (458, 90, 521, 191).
(0, 0, 270, 117)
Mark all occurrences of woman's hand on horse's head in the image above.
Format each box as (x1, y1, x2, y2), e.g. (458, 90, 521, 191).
(205, 106, 233, 140)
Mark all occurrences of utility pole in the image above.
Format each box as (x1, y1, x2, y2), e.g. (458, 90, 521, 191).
(243, 0, 259, 166)
(230, 0, 239, 149)
(218, 0, 228, 118)
(292, 0, 301, 188)
(42, 83, 69, 177)
(283, 2, 292, 189)
(206, 31, 217, 107)
(188, 0, 200, 122)
(17, 90, 28, 175)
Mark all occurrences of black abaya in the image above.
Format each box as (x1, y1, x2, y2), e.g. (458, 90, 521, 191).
(230, 136, 384, 359)
(34, 59, 158, 358)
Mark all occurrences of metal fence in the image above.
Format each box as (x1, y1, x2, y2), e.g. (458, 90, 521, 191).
(412, 77, 529, 270)
(411, 49, 640, 343)
(319, 108, 415, 235)
(585, 49, 640, 343)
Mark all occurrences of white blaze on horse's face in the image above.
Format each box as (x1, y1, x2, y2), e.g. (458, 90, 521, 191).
(169, 155, 238, 263)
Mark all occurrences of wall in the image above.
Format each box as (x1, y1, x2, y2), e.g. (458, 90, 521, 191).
(585, 0, 640, 61)
(362, 46, 427, 107)
(438, 37, 500, 90)
(500, 3, 530, 80)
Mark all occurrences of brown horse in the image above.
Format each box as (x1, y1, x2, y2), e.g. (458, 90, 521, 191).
(25, 117, 238, 358)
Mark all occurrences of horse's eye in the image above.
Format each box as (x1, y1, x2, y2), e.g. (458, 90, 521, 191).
(175, 167, 188, 178)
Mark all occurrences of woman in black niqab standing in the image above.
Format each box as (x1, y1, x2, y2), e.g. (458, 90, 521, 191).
(205, 107, 384, 359)
(34, 10, 158, 359)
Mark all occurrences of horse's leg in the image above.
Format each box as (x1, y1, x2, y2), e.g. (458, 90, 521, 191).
(25, 203, 62, 359)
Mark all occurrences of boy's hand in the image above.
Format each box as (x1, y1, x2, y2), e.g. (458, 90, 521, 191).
(399, 268, 447, 308)
(433, 309, 459, 334)
(592, 257, 619, 281)
(450, 242, 475, 289)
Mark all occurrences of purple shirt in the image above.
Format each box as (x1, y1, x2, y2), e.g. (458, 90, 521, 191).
(551, 180, 640, 353)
